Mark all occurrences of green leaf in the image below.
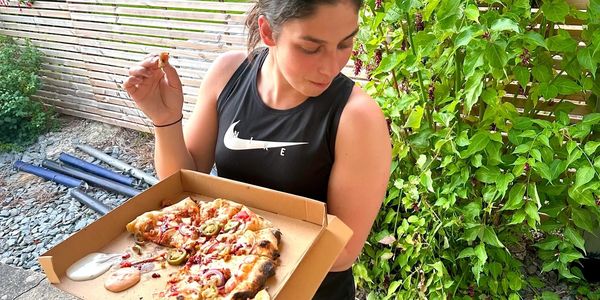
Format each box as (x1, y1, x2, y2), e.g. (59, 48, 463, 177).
(474, 243, 487, 263)
(456, 130, 469, 147)
(513, 144, 530, 154)
(568, 186, 596, 207)
(490, 18, 520, 33)
(420, 169, 434, 193)
(455, 25, 482, 49)
(523, 31, 548, 49)
(533, 65, 553, 83)
(379, 52, 407, 72)
(541, 0, 570, 23)
(572, 207, 596, 233)
(387, 280, 402, 296)
(546, 31, 579, 53)
(541, 291, 561, 300)
(422, 0, 440, 21)
(475, 165, 501, 183)
(554, 77, 581, 95)
(550, 159, 568, 180)
(536, 162, 554, 182)
(525, 201, 541, 228)
(536, 237, 561, 250)
(485, 42, 508, 70)
(582, 113, 600, 126)
(564, 227, 586, 254)
(507, 271, 522, 291)
(559, 248, 584, 264)
(585, 141, 600, 155)
(404, 105, 424, 129)
(497, 173, 514, 197)
(461, 131, 490, 157)
(437, 0, 462, 29)
(465, 3, 480, 22)
(540, 82, 559, 100)
(458, 247, 475, 259)
(464, 71, 485, 113)
(471, 154, 483, 167)
(503, 183, 526, 210)
(514, 65, 530, 88)
(482, 226, 505, 248)
(529, 183, 541, 209)
(578, 47, 598, 74)
(575, 166, 595, 189)
(509, 210, 526, 225)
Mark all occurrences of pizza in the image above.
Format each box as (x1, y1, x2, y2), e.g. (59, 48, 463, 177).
(124, 197, 281, 300)
(158, 52, 169, 69)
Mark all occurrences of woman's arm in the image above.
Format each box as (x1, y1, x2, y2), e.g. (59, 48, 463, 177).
(328, 85, 392, 271)
(182, 51, 248, 175)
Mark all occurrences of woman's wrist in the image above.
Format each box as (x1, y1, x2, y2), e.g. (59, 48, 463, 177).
(152, 114, 183, 128)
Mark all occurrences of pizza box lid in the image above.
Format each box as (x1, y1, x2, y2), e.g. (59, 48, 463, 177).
(38, 169, 353, 299)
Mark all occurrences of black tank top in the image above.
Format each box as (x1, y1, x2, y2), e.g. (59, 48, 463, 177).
(214, 48, 356, 300)
(215, 48, 353, 202)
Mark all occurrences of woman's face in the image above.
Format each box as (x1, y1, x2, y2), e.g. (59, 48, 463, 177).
(271, 1, 359, 97)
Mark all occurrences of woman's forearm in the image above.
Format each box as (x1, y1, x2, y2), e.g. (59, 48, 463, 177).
(153, 123, 196, 179)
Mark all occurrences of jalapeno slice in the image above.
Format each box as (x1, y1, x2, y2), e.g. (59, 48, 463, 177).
(200, 221, 222, 236)
(223, 220, 240, 233)
(134, 233, 146, 246)
(167, 248, 188, 265)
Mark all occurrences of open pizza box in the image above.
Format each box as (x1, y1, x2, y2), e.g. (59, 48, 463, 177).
(38, 169, 353, 299)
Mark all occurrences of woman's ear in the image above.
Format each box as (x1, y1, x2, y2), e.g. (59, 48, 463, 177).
(258, 15, 276, 46)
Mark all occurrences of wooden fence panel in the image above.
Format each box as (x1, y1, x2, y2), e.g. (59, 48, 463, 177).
(0, 2, 591, 132)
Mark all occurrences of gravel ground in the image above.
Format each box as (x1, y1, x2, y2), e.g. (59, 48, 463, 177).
(0, 115, 155, 272)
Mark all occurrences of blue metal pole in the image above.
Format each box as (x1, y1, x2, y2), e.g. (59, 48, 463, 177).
(13, 160, 84, 188)
(59, 153, 135, 186)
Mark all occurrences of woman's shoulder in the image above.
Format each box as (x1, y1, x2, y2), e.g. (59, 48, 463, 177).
(203, 50, 249, 99)
(341, 85, 385, 125)
(210, 50, 248, 77)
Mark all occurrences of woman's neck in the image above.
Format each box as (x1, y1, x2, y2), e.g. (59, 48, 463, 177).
(257, 51, 308, 110)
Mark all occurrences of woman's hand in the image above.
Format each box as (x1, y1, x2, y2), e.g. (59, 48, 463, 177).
(123, 53, 184, 126)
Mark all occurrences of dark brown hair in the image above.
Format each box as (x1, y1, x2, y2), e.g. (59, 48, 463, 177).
(245, 0, 363, 54)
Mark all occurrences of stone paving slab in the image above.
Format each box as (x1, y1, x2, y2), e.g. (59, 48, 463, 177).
(0, 263, 79, 300)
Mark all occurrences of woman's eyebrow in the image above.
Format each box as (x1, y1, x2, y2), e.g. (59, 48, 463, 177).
(300, 27, 359, 44)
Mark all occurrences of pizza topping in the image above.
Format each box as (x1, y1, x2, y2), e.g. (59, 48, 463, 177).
(203, 269, 226, 287)
(132, 232, 145, 246)
(167, 248, 188, 266)
(233, 210, 250, 222)
(223, 220, 241, 233)
(151, 273, 161, 278)
(200, 220, 222, 237)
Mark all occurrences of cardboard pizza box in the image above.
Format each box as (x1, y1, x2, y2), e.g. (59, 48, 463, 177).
(38, 169, 353, 299)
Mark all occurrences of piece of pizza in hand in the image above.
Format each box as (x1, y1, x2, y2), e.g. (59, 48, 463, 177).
(158, 52, 169, 69)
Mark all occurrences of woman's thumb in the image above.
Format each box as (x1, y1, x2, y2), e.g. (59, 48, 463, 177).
(161, 58, 183, 91)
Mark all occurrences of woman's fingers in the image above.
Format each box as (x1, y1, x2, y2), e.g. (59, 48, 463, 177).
(122, 76, 144, 97)
(161, 62, 182, 91)
(128, 66, 153, 78)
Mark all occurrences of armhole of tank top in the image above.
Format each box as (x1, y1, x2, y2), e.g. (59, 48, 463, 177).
(328, 77, 355, 158)
(216, 56, 250, 114)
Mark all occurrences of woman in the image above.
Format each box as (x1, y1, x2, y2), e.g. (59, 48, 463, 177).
(123, 0, 391, 298)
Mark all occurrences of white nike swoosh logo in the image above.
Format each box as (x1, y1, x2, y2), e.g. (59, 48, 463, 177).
(224, 121, 308, 150)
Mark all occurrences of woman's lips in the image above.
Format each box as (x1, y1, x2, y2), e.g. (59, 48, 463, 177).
(310, 81, 329, 89)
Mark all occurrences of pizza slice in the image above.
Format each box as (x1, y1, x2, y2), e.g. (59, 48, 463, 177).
(125, 198, 201, 248)
(164, 254, 275, 300)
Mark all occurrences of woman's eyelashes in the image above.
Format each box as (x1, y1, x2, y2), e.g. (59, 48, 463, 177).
(300, 44, 353, 55)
